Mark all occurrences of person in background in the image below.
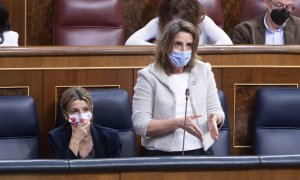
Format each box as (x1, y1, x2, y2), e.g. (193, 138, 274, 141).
(233, 0, 300, 44)
(48, 87, 122, 159)
(132, 19, 225, 156)
(125, 0, 232, 45)
(0, 1, 18, 46)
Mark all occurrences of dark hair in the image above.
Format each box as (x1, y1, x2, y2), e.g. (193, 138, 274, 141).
(61, 87, 93, 114)
(155, 19, 199, 75)
(158, 0, 205, 32)
(0, 2, 11, 44)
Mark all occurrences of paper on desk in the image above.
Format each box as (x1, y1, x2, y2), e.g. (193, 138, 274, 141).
(202, 131, 214, 151)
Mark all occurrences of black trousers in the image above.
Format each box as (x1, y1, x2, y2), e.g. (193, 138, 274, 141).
(143, 148, 214, 156)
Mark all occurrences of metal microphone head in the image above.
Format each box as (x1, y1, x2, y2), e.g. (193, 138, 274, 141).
(185, 88, 189, 100)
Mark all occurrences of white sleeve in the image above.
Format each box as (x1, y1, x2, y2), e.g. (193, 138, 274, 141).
(125, 18, 160, 45)
(10, 32, 19, 46)
(132, 69, 154, 137)
(1, 31, 19, 46)
(200, 16, 233, 45)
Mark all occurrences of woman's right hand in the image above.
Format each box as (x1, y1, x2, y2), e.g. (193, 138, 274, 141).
(180, 114, 203, 141)
(70, 120, 91, 143)
(68, 120, 91, 156)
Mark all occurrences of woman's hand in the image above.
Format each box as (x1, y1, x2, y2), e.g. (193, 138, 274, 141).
(146, 115, 203, 138)
(208, 113, 219, 140)
(180, 114, 204, 140)
(71, 120, 91, 143)
(69, 120, 91, 156)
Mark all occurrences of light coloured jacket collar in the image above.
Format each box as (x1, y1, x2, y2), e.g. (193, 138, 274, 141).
(148, 61, 202, 115)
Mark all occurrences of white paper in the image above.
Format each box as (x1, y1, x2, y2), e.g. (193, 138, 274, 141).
(202, 131, 214, 151)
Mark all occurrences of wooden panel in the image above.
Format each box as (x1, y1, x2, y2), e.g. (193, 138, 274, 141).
(0, 174, 68, 180)
(121, 168, 300, 180)
(163, 170, 260, 180)
(0, 173, 119, 180)
(0, 86, 28, 95)
(222, 0, 241, 37)
(1, 168, 300, 180)
(10, 0, 26, 46)
(26, 0, 53, 45)
(122, 172, 164, 180)
(68, 173, 119, 180)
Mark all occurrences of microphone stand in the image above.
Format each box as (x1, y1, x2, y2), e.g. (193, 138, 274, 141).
(182, 89, 189, 156)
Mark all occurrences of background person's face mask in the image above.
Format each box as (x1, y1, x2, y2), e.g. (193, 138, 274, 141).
(270, 8, 290, 26)
(68, 112, 92, 126)
(169, 50, 192, 68)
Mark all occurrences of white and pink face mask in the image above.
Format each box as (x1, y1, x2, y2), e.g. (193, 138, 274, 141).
(68, 112, 92, 126)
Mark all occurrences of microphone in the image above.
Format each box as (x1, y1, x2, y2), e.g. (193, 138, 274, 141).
(182, 88, 189, 156)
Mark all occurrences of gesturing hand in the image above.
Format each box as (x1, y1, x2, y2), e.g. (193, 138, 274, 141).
(208, 113, 219, 140)
(181, 114, 203, 141)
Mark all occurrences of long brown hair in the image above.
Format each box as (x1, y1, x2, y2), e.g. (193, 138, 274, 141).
(155, 19, 199, 75)
(158, 0, 205, 32)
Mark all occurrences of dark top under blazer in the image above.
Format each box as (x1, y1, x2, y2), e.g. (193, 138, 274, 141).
(48, 123, 122, 159)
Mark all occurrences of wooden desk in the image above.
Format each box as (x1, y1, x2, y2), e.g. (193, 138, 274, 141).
(0, 156, 299, 180)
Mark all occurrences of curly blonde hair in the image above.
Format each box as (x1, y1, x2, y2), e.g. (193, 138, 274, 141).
(61, 87, 93, 114)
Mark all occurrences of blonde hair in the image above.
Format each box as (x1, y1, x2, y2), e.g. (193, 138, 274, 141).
(60, 87, 93, 114)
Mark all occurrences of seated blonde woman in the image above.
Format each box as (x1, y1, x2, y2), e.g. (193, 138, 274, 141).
(48, 87, 122, 159)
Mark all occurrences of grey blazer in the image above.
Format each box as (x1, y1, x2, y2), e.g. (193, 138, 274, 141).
(132, 60, 224, 152)
(232, 14, 300, 44)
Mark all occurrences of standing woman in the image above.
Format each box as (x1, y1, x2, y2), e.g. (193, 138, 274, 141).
(125, 0, 232, 45)
(132, 19, 225, 156)
(0, 2, 18, 46)
(48, 87, 122, 159)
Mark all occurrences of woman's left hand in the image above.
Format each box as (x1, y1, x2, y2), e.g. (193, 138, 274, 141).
(208, 114, 219, 140)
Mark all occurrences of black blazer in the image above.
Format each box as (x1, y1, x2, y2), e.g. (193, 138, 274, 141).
(48, 123, 122, 159)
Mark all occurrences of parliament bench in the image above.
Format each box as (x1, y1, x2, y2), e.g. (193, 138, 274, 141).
(0, 155, 299, 180)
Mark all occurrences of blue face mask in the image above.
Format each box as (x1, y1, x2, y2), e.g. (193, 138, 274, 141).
(169, 50, 192, 68)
